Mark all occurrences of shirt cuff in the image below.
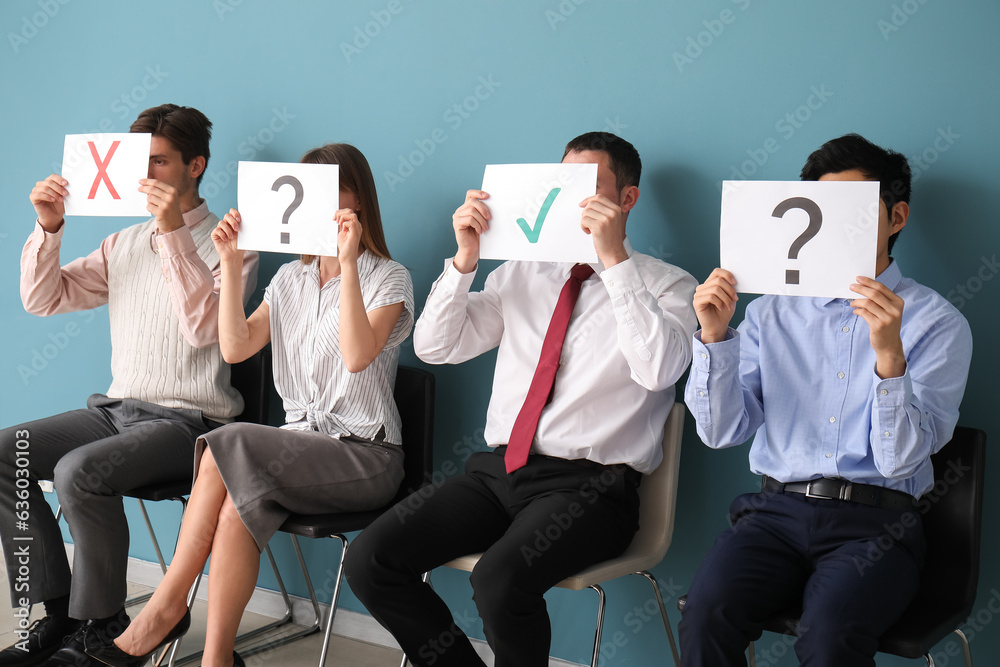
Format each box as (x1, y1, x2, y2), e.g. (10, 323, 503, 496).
(599, 257, 643, 297)
(439, 257, 478, 293)
(874, 368, 912, 407)
(156, 225, 197, 258)
(692, 329, 739, 372)
(34, 219, 64, 243)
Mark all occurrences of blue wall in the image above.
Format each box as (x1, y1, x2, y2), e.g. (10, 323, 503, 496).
(2, 1, 998, 664)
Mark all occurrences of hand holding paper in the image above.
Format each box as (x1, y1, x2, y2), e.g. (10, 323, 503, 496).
(579, 194, 628, 268)
(452, 189, 491, 273)
(693, 268, 739, 343)
(29, 174, 70, 232)
(212, 209, 245, 265)
(336, 209, 363, 265)
(138, 178, 185, 233)
(849, 276, 906, 378)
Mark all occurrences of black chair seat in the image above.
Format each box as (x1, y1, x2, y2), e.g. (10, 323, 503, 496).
(279, 508, 391, 539)
(125, 482, 191, 503)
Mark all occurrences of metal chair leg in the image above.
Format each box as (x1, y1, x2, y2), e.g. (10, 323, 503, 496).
(174, 543, 293, 665)
(954, 627, 972, 667)
(635, 571, 680, 666)
(588, 584, 607, 667)
(317, 535, 349, 667)
(236, 536, 322, 658)
(399, 572, 432, 667)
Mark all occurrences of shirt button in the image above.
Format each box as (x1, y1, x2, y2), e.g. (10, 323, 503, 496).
(842, 326, 850, 333)
(700, 353, 708, 359)
(608, 280, 615, 287)
(829, 416, 836, 423)
(699, 391, 705, 397)
(837, 372, 845, 379)
(825, 453, 833, 458)
(880, 389, 888, 396)
(158, 243, 163, 249)
(883, 430, 891, 437)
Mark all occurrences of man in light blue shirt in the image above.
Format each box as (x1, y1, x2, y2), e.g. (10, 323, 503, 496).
(679, 134, 972, 666)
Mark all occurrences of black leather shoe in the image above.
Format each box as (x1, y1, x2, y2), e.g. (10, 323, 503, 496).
(81, 611, 190, 667)
(232, 651, 245, 667)
(42, 613, 131, 667)
(0, 616, 81, 667)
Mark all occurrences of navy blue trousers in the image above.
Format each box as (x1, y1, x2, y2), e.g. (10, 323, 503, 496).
(679, 490, 925, 667)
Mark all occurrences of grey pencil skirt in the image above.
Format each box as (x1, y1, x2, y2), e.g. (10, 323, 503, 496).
(194, 422, 405, 551)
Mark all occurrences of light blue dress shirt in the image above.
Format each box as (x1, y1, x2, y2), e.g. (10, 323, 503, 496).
(685, 261, 973, 498)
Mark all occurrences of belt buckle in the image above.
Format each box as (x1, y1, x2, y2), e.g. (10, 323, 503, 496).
(804, 480, 852, 501)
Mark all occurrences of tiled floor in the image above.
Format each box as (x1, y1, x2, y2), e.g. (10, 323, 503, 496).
(0, 565, 403, 666)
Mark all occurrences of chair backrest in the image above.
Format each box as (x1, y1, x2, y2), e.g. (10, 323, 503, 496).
(915, 426, 986, 619)
(230, 347, 272, 425)
(393, 365, 436, 501)
(619, 402, 685, 569)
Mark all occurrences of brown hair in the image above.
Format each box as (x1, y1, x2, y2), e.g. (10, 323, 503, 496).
(129, 104, 212, 187)
(299, 143, 392, 264)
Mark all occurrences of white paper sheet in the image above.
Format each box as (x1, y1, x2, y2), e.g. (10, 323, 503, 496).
(61, 133, 152, 217)
(479, 163, 599, 263)
(237, 161, 340, 256)
(720, 180, 880, 298)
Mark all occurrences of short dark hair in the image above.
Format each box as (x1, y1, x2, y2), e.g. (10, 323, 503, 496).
(130, 104, 212, 187)
(562, 131, 642, 191)
(800, 133, 911, 253)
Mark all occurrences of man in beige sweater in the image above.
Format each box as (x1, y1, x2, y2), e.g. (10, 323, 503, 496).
(0, 104, 259, 667)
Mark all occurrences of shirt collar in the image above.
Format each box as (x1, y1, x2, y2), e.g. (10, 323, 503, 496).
(822, 258, 903, 305)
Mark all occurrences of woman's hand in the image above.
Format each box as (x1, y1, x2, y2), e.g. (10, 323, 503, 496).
(336, 208, 362, 264)
(212, 209, 245, 264)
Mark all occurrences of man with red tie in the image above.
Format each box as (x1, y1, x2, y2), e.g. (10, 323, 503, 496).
(346, 132, 698, 667)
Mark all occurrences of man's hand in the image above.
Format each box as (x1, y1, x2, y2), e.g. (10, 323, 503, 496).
(336, 208, 362, 265)
(29, 175, 69, 233)
(212, 209, 245, 265)
(693, 268, 739, 343)
(579, 194, 628, 268)
(452, 190, 490, 274)
(850, 276, 906, 378)
(139, 178, 185, 233)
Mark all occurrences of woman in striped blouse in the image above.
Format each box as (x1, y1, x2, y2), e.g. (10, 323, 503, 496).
(88, 143, 414, 667)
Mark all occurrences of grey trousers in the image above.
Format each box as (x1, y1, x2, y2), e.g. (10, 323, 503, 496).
(0, 394, 215, 620)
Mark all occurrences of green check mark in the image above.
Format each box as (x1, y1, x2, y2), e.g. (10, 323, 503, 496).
(516, 187, 561, 244)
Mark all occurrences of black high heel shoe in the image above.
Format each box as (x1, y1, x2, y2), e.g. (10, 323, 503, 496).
(232, 650, 246, 667)
(83, 610, 191, 667)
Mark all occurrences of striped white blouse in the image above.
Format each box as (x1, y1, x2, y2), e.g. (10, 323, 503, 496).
(264, 251, 414, 444)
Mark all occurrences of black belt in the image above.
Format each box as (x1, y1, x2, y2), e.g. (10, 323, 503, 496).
(761, 475, 916, 511)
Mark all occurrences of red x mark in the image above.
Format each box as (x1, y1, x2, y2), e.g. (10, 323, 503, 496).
(87, 141, 122, 199)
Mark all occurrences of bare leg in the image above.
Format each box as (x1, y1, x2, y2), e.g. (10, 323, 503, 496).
(201, 493, 261, 667)
(114, 448, 229, 656)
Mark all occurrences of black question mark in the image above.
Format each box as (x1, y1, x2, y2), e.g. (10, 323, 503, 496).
(772, 197, 822, 285)
(271, 175, 304, 244)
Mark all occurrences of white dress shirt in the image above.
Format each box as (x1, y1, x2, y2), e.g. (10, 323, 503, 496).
(414, 240, 697, 473)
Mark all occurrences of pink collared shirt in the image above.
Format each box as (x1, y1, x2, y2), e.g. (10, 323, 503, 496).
(20, 201, 259, 347)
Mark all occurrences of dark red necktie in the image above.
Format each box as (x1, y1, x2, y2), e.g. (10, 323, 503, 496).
(505, 263, 595, 473)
